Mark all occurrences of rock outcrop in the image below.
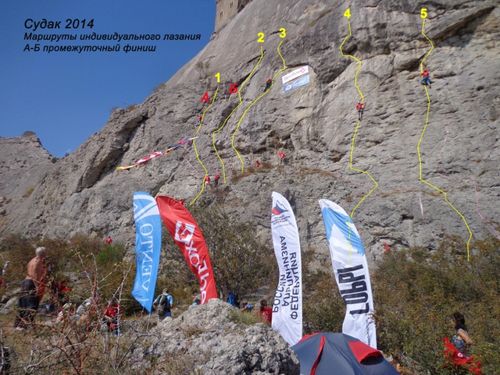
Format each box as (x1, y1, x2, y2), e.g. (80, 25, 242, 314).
(0, 0, 498, 262)
(131, 299, 299, 374)
(0, 132, 54, 225)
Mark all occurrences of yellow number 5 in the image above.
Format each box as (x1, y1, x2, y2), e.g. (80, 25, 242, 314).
(420, 8, 428, 19)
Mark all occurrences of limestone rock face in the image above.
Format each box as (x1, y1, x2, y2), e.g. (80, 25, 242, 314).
(0, 132, 54, 225)
(1, 0, 499, 262)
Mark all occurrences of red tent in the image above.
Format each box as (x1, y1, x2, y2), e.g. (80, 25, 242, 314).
(292, 333, 399, 375)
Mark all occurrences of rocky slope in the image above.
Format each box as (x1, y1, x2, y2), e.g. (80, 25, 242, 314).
(0, 0, 498, 263)
(128, 299, 299, 374)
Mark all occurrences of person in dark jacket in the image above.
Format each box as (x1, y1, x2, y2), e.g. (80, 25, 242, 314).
(14, 279, 39, 330)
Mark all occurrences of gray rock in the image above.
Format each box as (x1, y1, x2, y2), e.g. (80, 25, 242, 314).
(0, 296, 18, 315)
(144, 299, 299, 374)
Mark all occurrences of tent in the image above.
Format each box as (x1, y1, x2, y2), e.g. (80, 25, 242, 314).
(292, 332, 399, 375)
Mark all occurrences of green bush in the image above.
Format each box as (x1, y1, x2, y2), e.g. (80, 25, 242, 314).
(160, 205, 278, 302)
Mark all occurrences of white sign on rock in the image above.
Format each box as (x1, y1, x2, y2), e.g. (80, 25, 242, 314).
(281, 66, 309, 85)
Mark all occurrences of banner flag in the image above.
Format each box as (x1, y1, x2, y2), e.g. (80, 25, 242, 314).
(132, 192, 162, 313)
(156, 195, 218, 304)
(319, 199, 377, 348)
(271, 192, 303, 346)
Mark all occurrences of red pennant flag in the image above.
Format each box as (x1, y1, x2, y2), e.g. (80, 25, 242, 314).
(229, 83, 238, 94)
(201, 92, 210, 103)
(156, 196, 218, 304)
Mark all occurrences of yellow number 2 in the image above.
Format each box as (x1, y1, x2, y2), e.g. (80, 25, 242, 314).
(343, 8, 351, 19)
(279, 27, 287, 39)
(257, 32, 265, 43)
(215, 72, 221, 83)
(420, 7, 428, 19)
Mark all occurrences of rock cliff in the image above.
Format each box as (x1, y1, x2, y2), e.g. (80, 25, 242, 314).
(1, 0, 498, 262)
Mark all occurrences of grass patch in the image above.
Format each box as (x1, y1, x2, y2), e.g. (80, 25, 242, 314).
(229, 309, 261, 326)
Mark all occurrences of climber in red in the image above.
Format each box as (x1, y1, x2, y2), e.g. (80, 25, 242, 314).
(213, 173, 221, 187)
(277, 150, 286, 165)
(200, 91, 210, 104)
(421, 68, 433, 88)
(355, 102, 365, 121)
(229, 83, 238, 95)
(204, 175, 211, 186)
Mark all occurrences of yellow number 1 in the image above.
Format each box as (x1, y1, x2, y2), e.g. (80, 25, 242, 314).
(257, 32, 265, 43)
(279, 27, 287, 39)
(343, 8, 351, 19)
(420, 7, 428, 19)
(215, 72, 221, 83)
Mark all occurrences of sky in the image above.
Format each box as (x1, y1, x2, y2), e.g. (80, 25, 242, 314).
(0, 0, 215, 156)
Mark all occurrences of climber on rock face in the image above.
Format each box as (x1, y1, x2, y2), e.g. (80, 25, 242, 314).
(213, 172, 221, 187)
(421, 68, 433, 88)
(229, 83, 238, 95)
(277, 150, 286, 165)
(204, 175, 211, 186)
(264, 78, 273, 92)
(355, 102, 365, 121)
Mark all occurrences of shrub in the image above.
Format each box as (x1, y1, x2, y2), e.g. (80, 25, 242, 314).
(190, 205, 278, 299)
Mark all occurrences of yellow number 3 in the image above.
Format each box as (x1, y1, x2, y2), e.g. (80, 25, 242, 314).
(343, 8, 351, 19)
(279, 27, 287, 39)
(420, 8, 428, 19)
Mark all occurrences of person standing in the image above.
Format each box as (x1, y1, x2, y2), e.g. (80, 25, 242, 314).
(153, 289, 173, 320)
(14, 279, 39, 329)
(259, 299, 272, 325)
(26, 247, 48, 302)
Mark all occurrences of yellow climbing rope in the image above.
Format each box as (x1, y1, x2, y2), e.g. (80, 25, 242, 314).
(231, 38, 287, 174)
(190, 87, 219, 206)
(339, 9, 378, 219)
(212, 46, 265, 184)
(417, 11, 473, 260)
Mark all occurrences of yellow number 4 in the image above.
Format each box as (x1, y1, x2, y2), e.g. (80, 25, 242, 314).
(420, 7, 428, 19)
(279, 27, 287, 39)
(344, 8, 351, 19)
(257, 32, 265, 43)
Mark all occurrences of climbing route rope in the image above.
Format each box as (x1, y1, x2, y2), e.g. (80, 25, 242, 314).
(212, 46, 265, 184)
(190, 87, 219, 206)
(417, 11, 473, 260)
(339, 9, 378, 219)
(231, 38, 287, 174)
